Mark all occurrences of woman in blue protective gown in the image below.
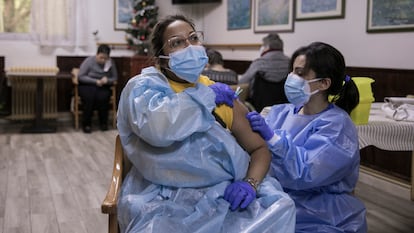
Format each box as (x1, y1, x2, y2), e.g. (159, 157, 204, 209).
(247, 42, 367, 233)
(116, 14, 295, 233)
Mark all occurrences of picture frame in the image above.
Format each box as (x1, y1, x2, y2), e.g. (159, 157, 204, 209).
(367, 0, 414, 33)
(227, 0, 252, 30)
(254, 0, 294, 33)
(295, 0, 345, 21)
(114, 0, 133, 31)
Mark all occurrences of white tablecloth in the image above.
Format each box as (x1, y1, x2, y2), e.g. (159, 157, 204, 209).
(357, 103, 414, 151)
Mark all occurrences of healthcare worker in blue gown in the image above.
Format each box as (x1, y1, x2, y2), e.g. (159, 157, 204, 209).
(247, 42, 367, 233)
(116, 14, 296, 233)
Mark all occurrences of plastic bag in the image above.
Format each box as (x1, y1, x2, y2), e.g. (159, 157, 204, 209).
(382, 97, 414, 122)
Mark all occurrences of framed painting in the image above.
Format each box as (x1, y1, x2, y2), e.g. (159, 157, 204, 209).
(114, 0, 133, 30)
(295, 0, 345, 21)
(367, 0, 414, 33)
(227, 0, 252, 30)
(254, 0, 294, 33)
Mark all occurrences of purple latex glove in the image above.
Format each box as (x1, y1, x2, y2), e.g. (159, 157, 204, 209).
(209, 82, 236, 107)
(246, 111, 274, 140)
(224, 181, 256, 211)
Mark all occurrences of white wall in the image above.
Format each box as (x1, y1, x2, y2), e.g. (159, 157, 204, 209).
(194, 1, 414, 69)
(0, 0, 413, 70)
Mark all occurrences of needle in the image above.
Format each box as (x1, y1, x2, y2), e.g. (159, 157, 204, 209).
(235, 86, 243, 97)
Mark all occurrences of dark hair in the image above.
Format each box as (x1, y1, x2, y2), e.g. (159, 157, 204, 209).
(263, 33, 283, 51)
(97, 44, 111, 55)
(150, 14, 196, 58)
(289, 42, 359, 114)
(206, 48, 224, 65)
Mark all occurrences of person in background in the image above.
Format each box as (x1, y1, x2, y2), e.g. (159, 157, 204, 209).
(78, 44, 118, 133)
(246, 42, 367, 232)
(202, 48, 238, 85)
(116, 14, 295, 233)
(238, 33, 290, 101)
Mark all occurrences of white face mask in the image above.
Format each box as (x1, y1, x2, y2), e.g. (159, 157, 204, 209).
(103, 60, 112, 72)
(259, 45, 267, 55)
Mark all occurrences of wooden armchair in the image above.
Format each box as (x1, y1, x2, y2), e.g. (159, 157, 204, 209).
(101, 135, 132, 233)
(71, 68, 117, 130)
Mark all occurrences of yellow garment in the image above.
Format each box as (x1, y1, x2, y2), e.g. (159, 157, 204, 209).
(168, 75, 233, 129)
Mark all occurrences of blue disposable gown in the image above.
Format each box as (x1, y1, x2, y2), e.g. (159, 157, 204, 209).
(264, 104, 367, 233)
(116, 67, 296, 233)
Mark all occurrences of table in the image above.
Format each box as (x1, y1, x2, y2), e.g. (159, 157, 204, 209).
(7, 68, 59, 133)
(356, 102, 414, 200)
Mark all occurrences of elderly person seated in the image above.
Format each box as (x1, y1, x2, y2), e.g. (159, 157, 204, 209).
(202, 48, 238, 85)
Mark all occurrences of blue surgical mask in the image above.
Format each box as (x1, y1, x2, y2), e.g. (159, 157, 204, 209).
(284, 73, 321, 106)
(159, 45, 208, 83)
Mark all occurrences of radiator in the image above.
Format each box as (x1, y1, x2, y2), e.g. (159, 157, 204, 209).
(6, 67, 59, 120)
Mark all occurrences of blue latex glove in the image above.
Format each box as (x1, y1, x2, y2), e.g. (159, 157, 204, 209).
(209, 82, 236, 107)
(224, 181, 256, 211)
(246, 111, 274, 140)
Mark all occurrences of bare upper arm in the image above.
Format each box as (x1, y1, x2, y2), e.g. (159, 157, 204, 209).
(230, 100, 268, 154)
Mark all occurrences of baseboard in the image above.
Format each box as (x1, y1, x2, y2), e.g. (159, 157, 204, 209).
(57, 112, 73, 122)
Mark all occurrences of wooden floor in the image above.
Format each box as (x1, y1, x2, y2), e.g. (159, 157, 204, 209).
(1, 122, 413, 233)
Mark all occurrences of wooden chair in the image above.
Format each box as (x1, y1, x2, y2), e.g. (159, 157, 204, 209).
(101, 135, 132, 233)
(71, 68, 117, 130)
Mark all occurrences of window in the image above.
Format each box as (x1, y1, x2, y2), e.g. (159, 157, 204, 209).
(0, 0, 31, 40)
(1, 0, 31, 33)
(1, 0, 88, 46)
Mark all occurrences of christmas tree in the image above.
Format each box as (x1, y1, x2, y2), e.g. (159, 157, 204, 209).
(125, 0, 159, 55)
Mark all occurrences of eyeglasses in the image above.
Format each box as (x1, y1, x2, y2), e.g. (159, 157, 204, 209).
(167, 31, 204, 50)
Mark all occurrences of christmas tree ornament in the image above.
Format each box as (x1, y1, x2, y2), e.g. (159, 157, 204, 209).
(125, 0, 158, 55)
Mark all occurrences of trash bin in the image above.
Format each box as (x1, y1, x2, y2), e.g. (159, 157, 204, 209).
(350, 77, 375, 125)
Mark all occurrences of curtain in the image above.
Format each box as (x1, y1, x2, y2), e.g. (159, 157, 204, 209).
(30, 0, 88, 47)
